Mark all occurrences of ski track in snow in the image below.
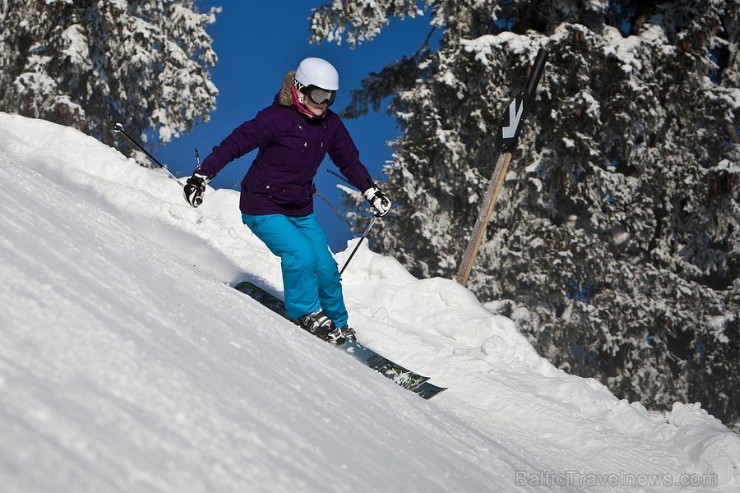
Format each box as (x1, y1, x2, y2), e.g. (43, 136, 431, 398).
(0, 113, 738, 492)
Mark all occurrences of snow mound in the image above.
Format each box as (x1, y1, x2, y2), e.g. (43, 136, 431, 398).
(1, 113, 737, 492)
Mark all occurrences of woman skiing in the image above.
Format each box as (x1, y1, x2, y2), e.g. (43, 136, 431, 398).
(183, 57, 391, 344)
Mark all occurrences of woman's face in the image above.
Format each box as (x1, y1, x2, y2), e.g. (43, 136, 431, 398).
(303, 96, 329, 117)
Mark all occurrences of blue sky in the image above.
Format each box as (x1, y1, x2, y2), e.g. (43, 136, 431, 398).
(159, 1, 435, 251)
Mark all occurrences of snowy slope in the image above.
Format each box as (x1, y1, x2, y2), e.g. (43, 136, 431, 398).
(0, 113, 737, 492)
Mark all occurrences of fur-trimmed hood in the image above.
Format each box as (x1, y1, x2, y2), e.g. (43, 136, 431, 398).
(278, 71, 295, 107)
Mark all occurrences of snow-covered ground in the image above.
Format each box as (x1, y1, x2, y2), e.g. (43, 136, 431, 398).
(0, 113, 737, 492)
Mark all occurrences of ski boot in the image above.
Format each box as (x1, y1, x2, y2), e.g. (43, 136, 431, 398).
(298, 309, 343, 344)
(333, 325, 356, 343)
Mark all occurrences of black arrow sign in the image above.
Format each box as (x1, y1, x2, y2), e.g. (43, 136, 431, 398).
(495, 48, 548, 152)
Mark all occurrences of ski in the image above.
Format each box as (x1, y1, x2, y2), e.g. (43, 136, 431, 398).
(233, 281, 446, 399)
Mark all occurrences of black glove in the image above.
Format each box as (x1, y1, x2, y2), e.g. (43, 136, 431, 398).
(363, 185, 391, 216)
(184, 173, 210, 207)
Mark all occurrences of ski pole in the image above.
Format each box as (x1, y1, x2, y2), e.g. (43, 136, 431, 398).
(339, 215, 378, 278)
(326, 168, 382, 277)
(113, 122, 180, 182)
(327, 168, 351, 185)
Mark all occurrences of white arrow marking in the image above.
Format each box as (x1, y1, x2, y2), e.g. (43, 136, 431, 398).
(501, 98, 524, 139)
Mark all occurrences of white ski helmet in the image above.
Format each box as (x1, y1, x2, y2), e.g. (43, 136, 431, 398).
(295, 57, 339, 91)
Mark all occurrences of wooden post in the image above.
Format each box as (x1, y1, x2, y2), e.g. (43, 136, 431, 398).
(455, 48, 548, 287)
(455, 152, 512, 286)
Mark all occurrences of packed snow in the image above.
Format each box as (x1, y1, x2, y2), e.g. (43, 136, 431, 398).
(0, 113, 738, 492)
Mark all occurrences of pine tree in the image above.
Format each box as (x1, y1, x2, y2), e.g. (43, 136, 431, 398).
(310, 0, 739, 425)
(0, 0, 219, 162)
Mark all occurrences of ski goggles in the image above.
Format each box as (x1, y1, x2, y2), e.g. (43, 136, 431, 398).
(301, 85, 337, 106)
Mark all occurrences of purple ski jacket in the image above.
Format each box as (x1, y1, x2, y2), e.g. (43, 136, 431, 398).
(196, 93, 374, 217)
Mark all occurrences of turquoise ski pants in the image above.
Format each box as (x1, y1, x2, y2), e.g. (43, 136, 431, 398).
(242, 213, 349, 328)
